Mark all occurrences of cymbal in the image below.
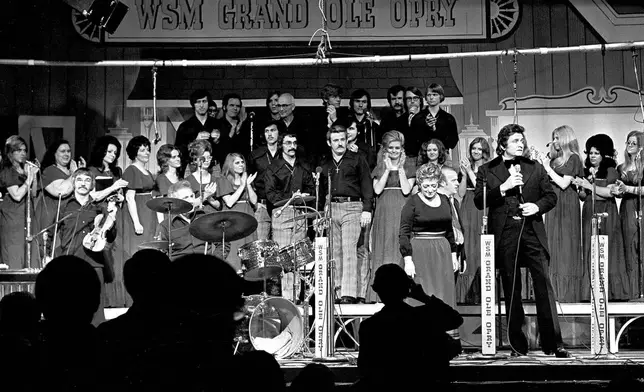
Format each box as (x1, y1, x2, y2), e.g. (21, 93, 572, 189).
(284, 212, 319, 223)
(138, 240, 176, 251)
(146, 197, 193, 214)
(273, 195, 316, 207)
(189, 211, 258, 242)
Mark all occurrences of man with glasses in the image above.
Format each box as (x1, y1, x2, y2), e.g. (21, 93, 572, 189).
(175, 89, 218, 171)
(248, 120, 286, 240)
(278, 93, 315, 165)
(265, 132, 315, 301)
(397, 85, 458, 164)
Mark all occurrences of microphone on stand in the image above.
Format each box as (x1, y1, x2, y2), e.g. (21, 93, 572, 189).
(248, 111, 255, 120)
(545, 142, 553, 148)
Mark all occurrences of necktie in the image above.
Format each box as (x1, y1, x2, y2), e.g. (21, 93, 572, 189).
(450, 197, 464, 245)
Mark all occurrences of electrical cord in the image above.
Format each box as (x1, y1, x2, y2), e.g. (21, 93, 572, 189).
(505, 213, 526, 357)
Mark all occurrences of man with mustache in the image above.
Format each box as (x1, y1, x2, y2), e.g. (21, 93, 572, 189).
(58, 167, 117, 325)
(265, 132, 315, 301)
(319, 121, 374, 304)
(378, 85, 406, 141)
(247, 120, 286, 240)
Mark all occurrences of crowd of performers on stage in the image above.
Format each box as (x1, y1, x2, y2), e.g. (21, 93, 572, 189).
(0, 83, 642, 317)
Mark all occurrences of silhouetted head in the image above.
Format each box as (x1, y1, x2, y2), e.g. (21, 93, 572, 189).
(236, 350, 284, 391)
(168, 254, 244, 317)
(36, 256, 101, 325)
(290, 363, 335, 392)
(0, 291, 40, 334)
(124, 249, 171, 304)
(371, 264, 411, 303)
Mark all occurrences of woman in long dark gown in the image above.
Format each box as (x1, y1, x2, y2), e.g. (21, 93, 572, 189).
(88, 135, 129, 307)
(154, 144, 183, 225)
(400, 163, 458, 307)
(38, 140, 84, 260)
(456, 137, 491, 304)
(0, 136, 40, 269)
(367, 131, 415, 303)
(615, 130, 644, 297)
(573, 134, 630, 300)
(217, 153, 257, 273)
(122, 136, 157, 269)
(538, 126, 585, 302)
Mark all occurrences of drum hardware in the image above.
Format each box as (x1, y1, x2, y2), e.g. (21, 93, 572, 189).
(233, 294, 304, 359)
(146, 197, 193, 258)
(138, 240, 177, 252)
(189, 211, 258, 260)
(238, 240, 283, 282)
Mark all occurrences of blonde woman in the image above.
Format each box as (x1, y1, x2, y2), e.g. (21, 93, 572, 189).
(537, 125, 585, 302)
(367, 131, 416, 303)
(217, 153, 257, 273)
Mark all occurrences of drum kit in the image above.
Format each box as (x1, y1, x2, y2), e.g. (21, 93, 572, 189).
(138, 194, 319, 359)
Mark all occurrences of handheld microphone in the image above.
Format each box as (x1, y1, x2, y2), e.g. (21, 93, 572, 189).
(513, 164, 522, 195)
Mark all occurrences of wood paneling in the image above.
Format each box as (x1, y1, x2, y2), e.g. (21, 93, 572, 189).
(448, 0, 641, 137)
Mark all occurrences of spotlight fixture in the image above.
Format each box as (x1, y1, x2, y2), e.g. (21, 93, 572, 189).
(63, 0, 128, 34)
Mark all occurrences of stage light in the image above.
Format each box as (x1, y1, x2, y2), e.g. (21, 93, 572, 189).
(62, 0, 129, 35)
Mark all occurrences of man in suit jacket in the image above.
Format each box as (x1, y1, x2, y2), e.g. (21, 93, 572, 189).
(474, 124, 570, 358)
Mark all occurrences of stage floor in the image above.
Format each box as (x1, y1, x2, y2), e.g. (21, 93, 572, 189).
(278, 349, 644, 386)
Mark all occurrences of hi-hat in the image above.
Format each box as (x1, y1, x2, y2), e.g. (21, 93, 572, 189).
(284, 212, 319, 223)
(189, 211, 258, 242)
(138, 240, 177, 252)
(273, 195, 315, 207)
(146, 197, 193, 214)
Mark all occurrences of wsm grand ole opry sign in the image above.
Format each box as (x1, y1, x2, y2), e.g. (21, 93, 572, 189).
(73, 0, 521, 43)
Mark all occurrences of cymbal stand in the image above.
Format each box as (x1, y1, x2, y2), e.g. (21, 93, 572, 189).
(165, 204, 174, 259)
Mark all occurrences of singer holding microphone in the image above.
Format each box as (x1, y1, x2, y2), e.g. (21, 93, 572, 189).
(0, 136, 41, 269)
(474, 124, 569, 358)
(265, 132, 315, 300)
(573, 134, 629, 300)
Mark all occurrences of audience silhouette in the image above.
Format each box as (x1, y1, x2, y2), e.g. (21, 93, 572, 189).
(290, 363, 335, 392)
(357, 263, 463, 390)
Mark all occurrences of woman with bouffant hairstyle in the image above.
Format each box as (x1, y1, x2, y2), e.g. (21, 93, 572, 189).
(367, 131, 416, 302)
(399, 163, 458, 307)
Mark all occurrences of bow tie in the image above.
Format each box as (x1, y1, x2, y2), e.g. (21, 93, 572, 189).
(504, 159, 519, 168)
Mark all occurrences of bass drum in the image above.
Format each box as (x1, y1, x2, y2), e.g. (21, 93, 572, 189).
(234, 295, 303, 359)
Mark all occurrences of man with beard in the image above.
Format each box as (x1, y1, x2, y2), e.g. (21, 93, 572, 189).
(265, 132, 315, 301)
(175, 89, 217, 170)
(254, 91, 282, 147)
(319, 122, 374, 304)
(248, 120, 286, 240)
(348, 89, 380, 151)
(396, 86, 425, 161)
(378, 85, 406, 140)
(58, 168, 117, 325)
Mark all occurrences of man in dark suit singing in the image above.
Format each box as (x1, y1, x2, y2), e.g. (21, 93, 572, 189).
(474, 124, 570, 358)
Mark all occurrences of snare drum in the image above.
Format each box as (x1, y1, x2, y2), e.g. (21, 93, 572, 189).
(238, 240, 283, 281)
(233, 295, 303, 359)
(278, 238, 314, 273)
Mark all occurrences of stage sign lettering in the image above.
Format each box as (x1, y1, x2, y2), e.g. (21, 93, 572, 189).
(91, 0, 520, 43)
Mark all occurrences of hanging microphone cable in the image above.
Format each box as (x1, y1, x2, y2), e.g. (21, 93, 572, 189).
(152, 66, 162, 144)
(632, 50, 644, 126)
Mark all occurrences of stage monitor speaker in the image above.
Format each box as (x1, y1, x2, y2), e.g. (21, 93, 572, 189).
(62, 0, 129, 35)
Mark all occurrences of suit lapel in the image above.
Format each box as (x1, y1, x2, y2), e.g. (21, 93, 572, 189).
(488, 156, 510, 183)
(520, 157, 535, 185)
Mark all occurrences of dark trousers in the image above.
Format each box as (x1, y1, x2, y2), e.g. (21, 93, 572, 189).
(498, 218, 562, 353)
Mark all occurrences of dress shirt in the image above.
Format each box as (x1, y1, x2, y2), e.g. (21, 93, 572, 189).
(319, 151, 374, 212)
(265, 158, 315, 208)
(248, 146, 281, 200)
(155, 207, 215, 260)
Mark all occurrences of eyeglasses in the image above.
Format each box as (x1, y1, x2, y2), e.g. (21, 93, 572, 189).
(277, 104, 292, 109)
(405, 97, 421, 102)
